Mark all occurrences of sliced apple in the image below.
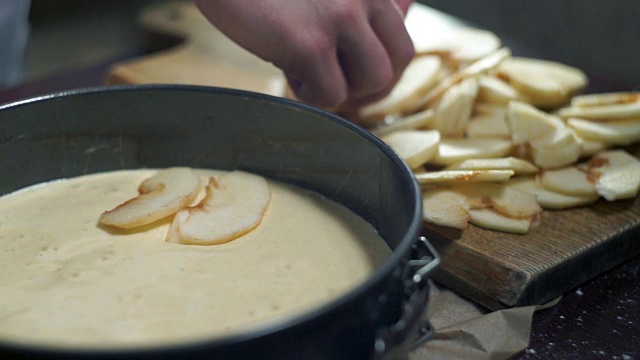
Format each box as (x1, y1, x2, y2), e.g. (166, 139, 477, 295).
(166, 171, 271, 245)
(506, 101, 559, 145)
(453, 183, 542, 219)
(529, 119, 582, 169)
(497, 57, 588, 108)
(586, 150, 640, 201)
(99, 167, 202, 229)
(477, 75, 523, 104)
(539, 166, 597, 197)
(445, 157, 539, 175)
(474, 102, 507, 116)
(466, 111, 510, 138)
(410, 27, 502, 65)
(569, 128, 611, 157)
(431, 137, 513, 165)
(530, 137, 581, 169)
(359, 55, 442, 121)
(467, 208, 537, 234)
(422, 187, 471, 229)
(506, 101, 581, 169)
(528, 116, 574, 150)
(570, 92, 640, 108)
(371, 109, 435, 137)
(558, 98, 640, 120)
(432, 77, 479, 137)
(415, 169, 514, 186)
(413, 47, 511, 111)
(567, 117, 640, 145)
(381, 130, 440, 169)
(458, 47, 512, 81)
(509, 176, 599, 209)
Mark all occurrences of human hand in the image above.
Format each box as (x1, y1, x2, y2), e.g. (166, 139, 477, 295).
(194, 0, 415, 110)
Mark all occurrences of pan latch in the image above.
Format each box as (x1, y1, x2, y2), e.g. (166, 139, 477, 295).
(373, 236, 440, 360)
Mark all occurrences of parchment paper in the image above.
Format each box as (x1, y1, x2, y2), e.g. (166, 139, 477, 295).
(410, 282, 561, 360)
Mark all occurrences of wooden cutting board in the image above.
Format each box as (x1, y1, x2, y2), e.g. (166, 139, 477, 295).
(106, 1, 283, 95)
(424, 162, 640, 310)
(106, 1, 640, 311)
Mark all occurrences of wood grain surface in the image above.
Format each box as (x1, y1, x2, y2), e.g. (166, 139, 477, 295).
(105, 1, 640, 312)
(426, 145, 640, 310)
(106, 1, 283, 95)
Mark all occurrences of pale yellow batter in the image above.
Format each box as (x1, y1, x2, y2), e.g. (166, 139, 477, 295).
(0, 169, 390, 349)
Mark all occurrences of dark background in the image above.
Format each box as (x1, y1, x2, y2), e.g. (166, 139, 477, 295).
(25, 0, 639, 89)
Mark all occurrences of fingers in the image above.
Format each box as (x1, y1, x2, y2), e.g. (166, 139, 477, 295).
(198, 0, 415, 110)
(289, 0, 415, 110)
(343, 0, 415, 108)
(281, 32, 349, 110)
(336, 13, 395, 102)
(337, 0, 414, 108)
(369, 0, 415, 83)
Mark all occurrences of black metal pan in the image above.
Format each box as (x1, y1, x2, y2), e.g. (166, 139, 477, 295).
(0, 85, 439, 360)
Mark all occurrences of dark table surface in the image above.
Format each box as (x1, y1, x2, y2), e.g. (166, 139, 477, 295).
(1, 56, 639, 360)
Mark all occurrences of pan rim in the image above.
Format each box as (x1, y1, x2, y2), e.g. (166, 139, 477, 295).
(0, 84, 424, 356)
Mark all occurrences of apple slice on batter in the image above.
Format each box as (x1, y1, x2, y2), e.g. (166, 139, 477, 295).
(99, 167, 202, 229)
(166, 171, 271, 245)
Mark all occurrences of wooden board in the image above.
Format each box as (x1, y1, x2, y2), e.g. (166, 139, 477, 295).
(106, 1, 640, 311)
(425, 178, 640, 310)
(106, 1, 283, 95)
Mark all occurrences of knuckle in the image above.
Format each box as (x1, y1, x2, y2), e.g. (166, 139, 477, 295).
(293, 30, 335, 64)
(351, 62, 394, 96)
(330, 1, 362, 25)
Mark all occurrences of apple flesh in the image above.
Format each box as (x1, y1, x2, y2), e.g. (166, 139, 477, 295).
(466, 109, 510, 138)
(432, 77, 479, 137)
(497, 57, 588, 108)
(99, 167, 201, 229)
(567, 118, 640, 146)
(415, 169, 514, 186)
(453, 183, 542, 219)
(468, 208, 538, 234)
(166, 171, 271, 245)
(371, 109, 434, 137)
(359, 55, 442, 121)
(477, 75, 523, 105)
(506, 101, 559, 145)
(432, 137, 513, 165)
(508, 176, 599, 209)
(422, 187, 471, 229)
(445, 157, 539, 175)
(381, 130, 440, 169)
(587, 150, 640, 201)
(539, 166, 597, 197)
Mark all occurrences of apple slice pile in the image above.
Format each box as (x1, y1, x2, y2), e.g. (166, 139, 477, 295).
(351, 30, 640, 234)
(99, 168, 271, 245)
